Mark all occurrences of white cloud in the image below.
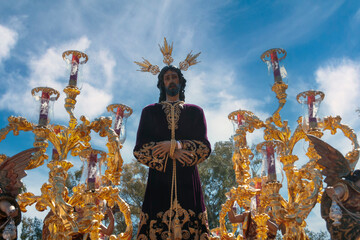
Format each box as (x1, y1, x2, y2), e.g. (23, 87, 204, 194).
(0, 36, 115, 122)
(88, 49, 117, 90)
(315, 58, 360, 128)
(184, 64, 268, 146)
(0, 24, 18, 64)
(75, 83, 112, 120)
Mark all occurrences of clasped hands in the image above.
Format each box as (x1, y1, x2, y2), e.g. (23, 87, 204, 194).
(152, 140, 193, 165)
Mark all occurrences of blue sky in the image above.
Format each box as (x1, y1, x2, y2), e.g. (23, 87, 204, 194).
(1, 0, 360, 234)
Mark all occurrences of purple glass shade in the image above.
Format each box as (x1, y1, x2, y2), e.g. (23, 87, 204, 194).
(114, 107, 124, 135)
(38, 91, 50, 126)
(111, 106, 130, 144)
(257, 140, 284, 182)
(32, 87, 59, 126)
(87, 153, 98, 190)
(79, 149, 106, 191)
(297, 90, 325, 132)
(266, 145, 276, 181)
(270, 51, 282, 83)
(69, 54, 79, 87)
(261, 48, 287, 84)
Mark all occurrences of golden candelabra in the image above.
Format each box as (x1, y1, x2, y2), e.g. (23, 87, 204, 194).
(0, 50, 133, 239)
(219, 48, 359, 240)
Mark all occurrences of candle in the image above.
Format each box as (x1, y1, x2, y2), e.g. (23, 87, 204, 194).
(266, 145, 276, 181)
(270, 51, 282, 83)
(38, 91, 50, 126)
(307, 94, 317, 129)
(114, 107, 124, 135)
(237, 113, 244, 127)
(87, 153, 98, 190)
(255, 181, 262, 210)
(69, 54, 80, 86)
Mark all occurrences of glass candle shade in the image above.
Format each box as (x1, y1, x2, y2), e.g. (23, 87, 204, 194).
(261, 48, 287, 83)
(106, 104, 133, 144)
(31, 87, 60, 126)
(296, 90, 325, 132)
(62, 50, 88, 87)
(79, 149, 106, 191)
(257, 140, 284, 182)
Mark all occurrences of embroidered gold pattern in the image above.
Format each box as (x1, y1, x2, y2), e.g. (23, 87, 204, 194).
(137, 203, 210, 240)
(137, 212, 150, 238)
(160, 101, 184, 130)
(181, 140, 210, 166)
(134, 142, 168, 171)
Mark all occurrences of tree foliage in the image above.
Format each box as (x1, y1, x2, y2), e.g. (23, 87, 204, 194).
(275, 228, 329, 240)
(198, 141, 237, 229)
(249, 144, 263, 178)
(20, 216, 42, 240)
(304, 228, 329, 240)
(114, 160, 148, 237)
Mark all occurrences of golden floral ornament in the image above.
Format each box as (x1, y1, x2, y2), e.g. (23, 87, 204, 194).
(134, 58, 160, 75)
(134, 37, 201, 75)
(179, 51, 201, 71)
(159, 37, 174, 66)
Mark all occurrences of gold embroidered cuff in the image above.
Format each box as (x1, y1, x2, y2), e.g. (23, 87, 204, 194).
(134, 142, 167, 172)
(181, 140, 210, 166)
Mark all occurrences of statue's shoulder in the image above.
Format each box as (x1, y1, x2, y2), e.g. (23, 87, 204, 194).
(141, 103, 162, 114)
(183, 103, 204, 113)
(143, 103, 161, 110)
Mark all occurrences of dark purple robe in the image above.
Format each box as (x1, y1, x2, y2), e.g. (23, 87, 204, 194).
(134, 102, 211, 240)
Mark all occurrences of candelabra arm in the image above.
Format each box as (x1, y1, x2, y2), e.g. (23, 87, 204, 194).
(0, 116, 34, 143)
(219, 195, 235, 240)
(63, 86, 81, 129)
(18, 192, 42, 212)
(0, 116, 49, 169)
(19, 160, 78, 238)
(321, 115, 360, 169)
(51, 160, 78, 234)
(0, 125, 12, 143)
(219, 186, 256, 240)
(263, 182, 285, 222)
(98, 186, 133, 240)
(295, 164, 322, 220)
(269, 82, 288, 128)
(89, 117, 123, 185)
(288, 123, 306, 155)
(27, 126, 49, 169)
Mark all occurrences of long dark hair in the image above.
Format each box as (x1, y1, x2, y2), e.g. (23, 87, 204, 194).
(157, 65, 186, 102)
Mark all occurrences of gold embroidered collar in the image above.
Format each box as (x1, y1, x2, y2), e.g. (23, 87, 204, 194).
(160, 101, 184, 130)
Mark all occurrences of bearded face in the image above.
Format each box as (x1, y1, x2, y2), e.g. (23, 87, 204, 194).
(165, 82, 180, 96)
(163, 70, 181, 97)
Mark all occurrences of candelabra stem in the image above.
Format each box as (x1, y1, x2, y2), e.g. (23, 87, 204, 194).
(270, 82, 288, 128)
(64, 86, 81, 128)
(253, 213, 270, 240)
